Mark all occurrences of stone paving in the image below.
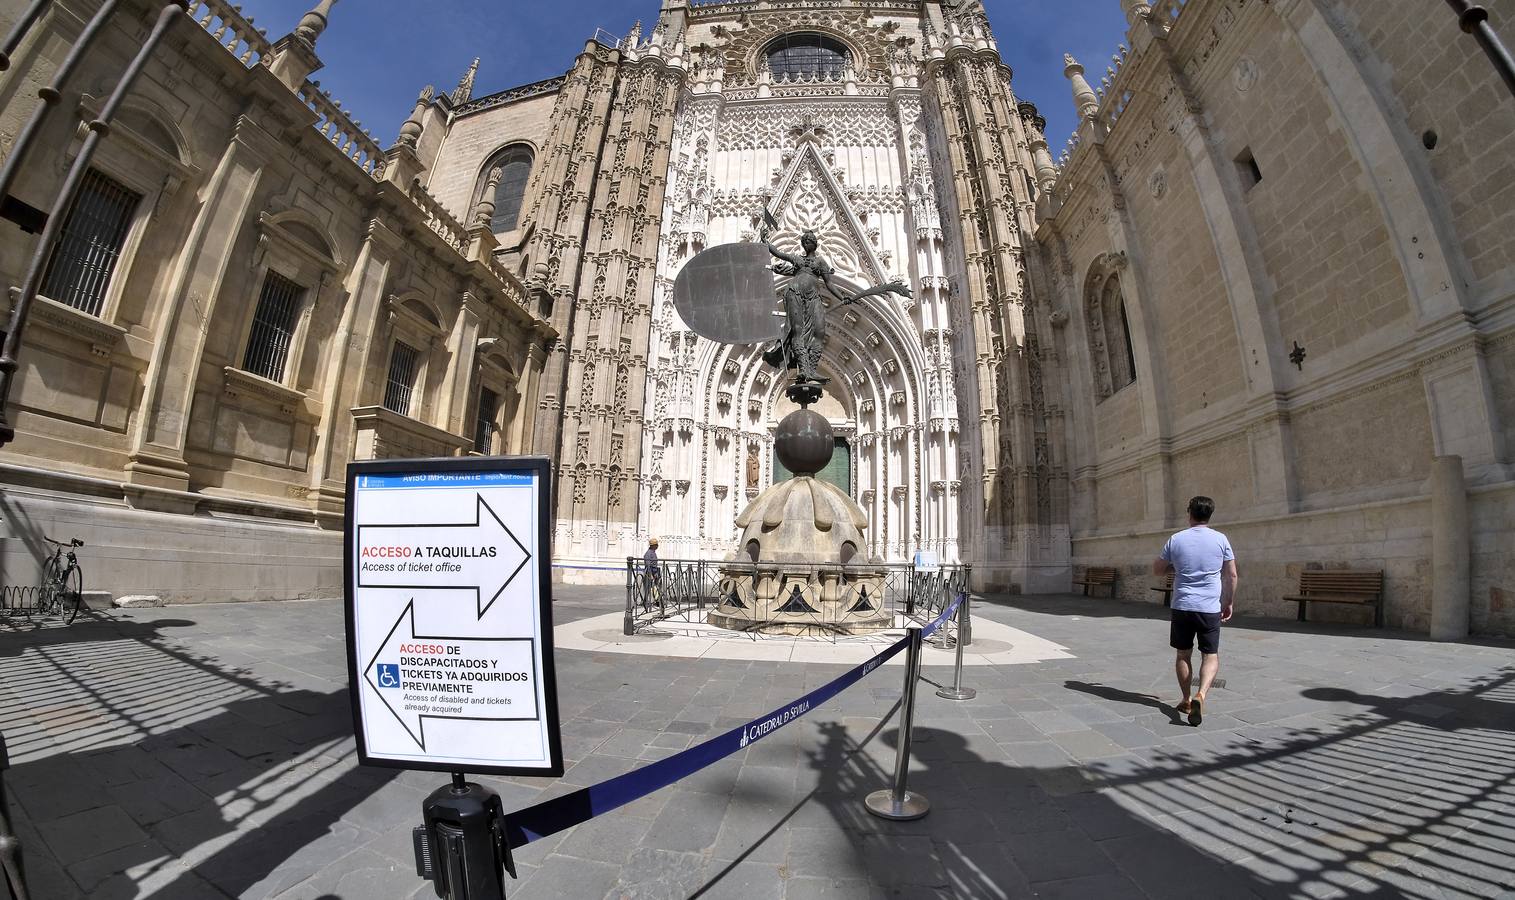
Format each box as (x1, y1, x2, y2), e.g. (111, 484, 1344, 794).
(2, 588, 1514, 899)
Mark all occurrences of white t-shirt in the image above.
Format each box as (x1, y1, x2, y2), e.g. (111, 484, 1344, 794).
(1160, 526, 1234, 614)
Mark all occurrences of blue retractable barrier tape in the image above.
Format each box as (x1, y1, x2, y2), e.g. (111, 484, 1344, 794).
(502, 592, 965, 847)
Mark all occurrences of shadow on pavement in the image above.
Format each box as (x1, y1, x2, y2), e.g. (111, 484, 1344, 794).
(0, 611, 406, 899)
(688, 666, 1515, 898)
(1063, 680, 1186, 726)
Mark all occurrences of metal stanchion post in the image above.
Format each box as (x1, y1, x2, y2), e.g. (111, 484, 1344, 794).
(0, 734, 29, 900)
(865, 627, 930, 821)
(414, 772, 513, 900)
(936, 594, 977, 701)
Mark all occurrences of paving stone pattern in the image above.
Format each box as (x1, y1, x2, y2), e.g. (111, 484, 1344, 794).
(2, 590, 1514, 899)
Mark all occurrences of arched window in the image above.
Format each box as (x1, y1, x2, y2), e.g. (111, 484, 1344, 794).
(1085, 258, 1138, 400)
(478, 145, 532, 233)
(763, 33, 849, 79)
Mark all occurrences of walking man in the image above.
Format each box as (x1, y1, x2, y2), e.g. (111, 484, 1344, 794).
(1153, 496, 1237, 725)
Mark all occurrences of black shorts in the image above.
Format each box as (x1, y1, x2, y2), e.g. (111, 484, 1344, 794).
(1170, 610, 1222, 654)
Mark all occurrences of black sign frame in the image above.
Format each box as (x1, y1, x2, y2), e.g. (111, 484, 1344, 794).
(343, 454, 564, 778)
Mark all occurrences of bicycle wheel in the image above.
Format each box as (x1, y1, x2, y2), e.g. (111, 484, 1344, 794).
(62, 564, 84, 624)
(38, 556, 63, 616)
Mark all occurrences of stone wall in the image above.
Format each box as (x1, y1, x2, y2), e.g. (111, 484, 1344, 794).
(1043, 0, 1515, 636)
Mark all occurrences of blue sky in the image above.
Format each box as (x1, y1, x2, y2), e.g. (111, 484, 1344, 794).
(239, 1, 1128, 153)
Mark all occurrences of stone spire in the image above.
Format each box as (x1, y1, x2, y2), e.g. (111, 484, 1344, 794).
(451, 58, 479, 105)
(267, 0, 336, 90)
(395, 85, 434, 149)
(1063, 54, 1101, 120)
(472, 167, 504, 228)
(293, 0, 337, 45)
(1019, 101, 1059, 192)
(1120, 0, 1154, 27)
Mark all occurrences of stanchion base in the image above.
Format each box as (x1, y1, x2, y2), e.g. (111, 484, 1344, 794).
(864, 789, 930, 821)
(936, 686, 977, 701)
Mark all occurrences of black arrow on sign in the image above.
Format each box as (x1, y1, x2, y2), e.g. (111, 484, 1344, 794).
(364, 599, 540, 751)
(357, 493, 531, 619)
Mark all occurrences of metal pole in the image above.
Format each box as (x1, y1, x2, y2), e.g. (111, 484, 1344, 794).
(936, 594, 976, 701)
(0, 1, 185, 448)
(0, 734, 28, 900)
(1446, 0, 1515, 98)
(864, 626, 929, 821)
(0, 0, 119, 207)
(0, 0, 53, 72)
(624, 558, 634, 635)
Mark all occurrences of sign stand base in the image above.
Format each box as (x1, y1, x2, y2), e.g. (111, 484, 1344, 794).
(414, 772, 514, 899)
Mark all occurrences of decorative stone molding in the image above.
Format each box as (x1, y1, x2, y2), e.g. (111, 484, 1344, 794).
(222, 366, 314, 418)
(29, 295, 128, 358)
(890, 391, 906, 407)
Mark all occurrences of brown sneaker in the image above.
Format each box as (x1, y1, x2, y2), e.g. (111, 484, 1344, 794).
(1188, 695, 1204, 726)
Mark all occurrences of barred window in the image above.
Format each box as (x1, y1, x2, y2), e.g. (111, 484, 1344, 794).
(241, 270, 305, 382)
(764, 33, 849, 79)
(39, 169, 141, 317)
(474, 387, 499, 454)
(384, 341, 420, 415)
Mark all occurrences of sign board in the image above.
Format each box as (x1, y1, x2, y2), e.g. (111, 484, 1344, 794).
(672, 242, 783, 345)
(345, 456, 562, 777)
(912, 550, 941, 573)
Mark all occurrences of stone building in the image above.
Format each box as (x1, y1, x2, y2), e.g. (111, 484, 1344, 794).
(1039, 0, 1515, 635)
(0, 0, 1511, 636)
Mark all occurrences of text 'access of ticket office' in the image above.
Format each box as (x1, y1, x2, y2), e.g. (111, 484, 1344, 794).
(344, 457, 563, 777)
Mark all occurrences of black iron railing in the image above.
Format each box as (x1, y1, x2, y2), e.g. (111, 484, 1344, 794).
(625, 557, 970, 638)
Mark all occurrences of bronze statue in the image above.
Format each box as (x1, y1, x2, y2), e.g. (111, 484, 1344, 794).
(759, 208, 910, 386)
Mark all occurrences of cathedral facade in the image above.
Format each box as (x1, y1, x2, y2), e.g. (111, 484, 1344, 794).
(1, 0, 1512, 635)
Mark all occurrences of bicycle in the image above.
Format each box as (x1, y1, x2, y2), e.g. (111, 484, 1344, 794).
(39, 536, 84, 624)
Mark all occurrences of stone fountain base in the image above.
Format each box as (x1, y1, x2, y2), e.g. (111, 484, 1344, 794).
(708, 406, 890, 635)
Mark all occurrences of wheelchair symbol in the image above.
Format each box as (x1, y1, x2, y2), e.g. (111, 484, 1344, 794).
(376, 663, 400, 688)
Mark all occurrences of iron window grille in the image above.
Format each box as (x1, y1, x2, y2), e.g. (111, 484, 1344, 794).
(764, 33, 850, 79)
(384, 341, 421, 416)
(474, 387, 499, 454)
(39, 168, 141, 317)
(241, 270, 305, 382)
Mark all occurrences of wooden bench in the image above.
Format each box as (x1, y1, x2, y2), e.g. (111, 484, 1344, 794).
(1151, 573, 1174, 608)
(1072, 566, 1118, 598)
(1283, 570, 1384, 627)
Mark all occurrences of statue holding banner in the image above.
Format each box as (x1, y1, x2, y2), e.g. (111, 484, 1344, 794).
(758, 207, 911, 389)
(668, 205, 914, 634)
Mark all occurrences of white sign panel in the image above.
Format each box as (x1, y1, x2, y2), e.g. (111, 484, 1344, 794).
(345, 457, 562, 776)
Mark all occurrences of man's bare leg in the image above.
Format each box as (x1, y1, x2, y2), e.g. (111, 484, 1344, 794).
(1195, 652, 1220, 702)
(1174, 650, 1193, 709)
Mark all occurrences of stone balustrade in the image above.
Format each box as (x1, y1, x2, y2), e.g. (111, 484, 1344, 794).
(406, 179, 467, 251)
(296, 81, 384, 177)
(186, 0, 271, 67)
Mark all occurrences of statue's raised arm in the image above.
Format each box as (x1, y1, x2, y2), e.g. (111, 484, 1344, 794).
(760, 207, 803, 269)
